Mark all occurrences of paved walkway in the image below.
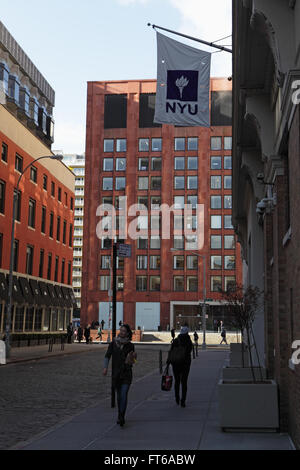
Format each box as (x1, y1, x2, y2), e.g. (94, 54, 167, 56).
(15, 350, 294, 451)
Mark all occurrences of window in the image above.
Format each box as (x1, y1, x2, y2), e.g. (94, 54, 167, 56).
(151, 176, 161, 190)
(211, 91, 232, 126)
(211, 176, 222, 189)
(30, 166, 37, 183)
(224, 137, 232, 150)
(174, 276, 184, 292)
(211, 137, 222, 150)
(187, 157, 198, 170)
(186, 235, 197, 250)
(187, 137, 198, 151)
(0, 180, 5, 214)
(137, 216, 148, 230)
(225, 256, 236, 270)
(138, 177, 148, 190)
(151, 157, 162, 171)
(150, 236, 160, 249)
(224, 195, 232, 209)
(224, 215, 233, 229)
(101, 238, 112, 249)
(39, 249, 44, 278)
(65, 192, 68, 206)
(100, 276, 110, 291)
(26, 245, 34, 275)
(63, 220, 67, 245)
(56, 216, 61, 241)
(68, 262, 72, 285)
(225, 276, 236, 292)
(102, 196, 113, 206)
(187, 176, 197, 190)
(174, 176, 185, 190)
(150, 276, 160, 291)
(211, 196, 222, 209)
(211, 256, 222, 270)
(136, 276, 147, 291)
(152, 138, 162, 152)
(139, 138, 150, 152)
(1, 143, 8, 162)
(103, 177, 113, 191)
(15, 154, 23, 172)
(211, 215, 222, 229)
(116, 139, 126, 152)
(187, 256, 198, 270)
(187, 276, 198, 292)
(211, 276, 222, 292)
(187, 195, 197, 209)
(174, 157, 185, 170)
(69, 224, 73, 247)
(151, 196, 161, 209)
(174, 196, 185, 209)
(101, 255, 111, 269)
(150, 256, 160, 269)
(211, 235, 222, 249)
(117, 276, 124, 291)
(116, 158, 126, 171)
(103, 158, 113, 171)
(137, 237, 148, 249)
(174, 236, 184, 250)
(137, 196, 148, 209)
(224, 156, 232, 170)
(14, 307, 24, 333)
(151, 215, 160, 230)
(137, 256, 147, 270)
(174, 215, 183, 231)
(25, 306, 34, 332)
(224, 176, 232, 190)
(139, 158, 149, 171)
(175, 138, 185, 151)
(139, 93, 161, 128)
(224, 235, 235, 250)
(13, 240, 19, 271)
(51, 181, 55, 197)
(116, 177, 126, 190)
(211, 156, 222, 170)
(70, 197, 74, 210)
(174, 255, 184, 270)
(54, 256, 59, 282)
(28, 198, 36, 228)
(41, 206, 46, 233)
(104, 94, 127, 129)
(104, 139, 114, 152)
(43, 174, 48, 190)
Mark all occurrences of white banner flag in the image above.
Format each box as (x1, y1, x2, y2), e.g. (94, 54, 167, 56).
(154, 32, 211, 127)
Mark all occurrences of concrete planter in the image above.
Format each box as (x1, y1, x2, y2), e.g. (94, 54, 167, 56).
(222, 366, 267, 381)
(218, 379, 279, 431)
(229, 343, 249, 367)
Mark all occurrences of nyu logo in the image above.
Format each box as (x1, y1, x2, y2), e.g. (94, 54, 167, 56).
(166, 70, 198, 116)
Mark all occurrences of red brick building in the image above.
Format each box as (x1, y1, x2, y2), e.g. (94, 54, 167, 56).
(82, 78, 242, 331)
(0, 21, 76, 340)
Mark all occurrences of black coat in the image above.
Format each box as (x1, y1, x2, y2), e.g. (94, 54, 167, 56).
(168, 334, 193, 367)
(105, 341, 135, 387)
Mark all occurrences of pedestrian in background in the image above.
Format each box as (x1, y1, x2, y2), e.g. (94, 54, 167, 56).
(171, 328, 175, 343)
(167, 326, 193, 408)
(101, 319, 105, 330)
(77, 326, 83, 343)
(220, 326, 228, 345)
(84, 324, 91, 344)
(103, 324, 137, 427)
(96, 325, 102, 343)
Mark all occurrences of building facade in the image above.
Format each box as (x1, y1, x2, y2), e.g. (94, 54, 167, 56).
(82, 78, 242, 332)
(0, 22, 76, 340)
(233, 0, 300, 448)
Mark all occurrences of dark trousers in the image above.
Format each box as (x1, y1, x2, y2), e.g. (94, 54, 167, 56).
(172, 363, 191, 403)
(116, 383, 130, 417)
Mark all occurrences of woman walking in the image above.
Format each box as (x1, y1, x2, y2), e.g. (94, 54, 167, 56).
(167, 326, 193, 408)
(103, 324, 137, 427)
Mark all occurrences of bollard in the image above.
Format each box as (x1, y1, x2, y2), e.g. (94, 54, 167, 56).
(48, 338, 54, 353)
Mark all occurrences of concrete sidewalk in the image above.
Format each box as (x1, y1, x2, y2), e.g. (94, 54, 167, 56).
(15, 350, 294, 451)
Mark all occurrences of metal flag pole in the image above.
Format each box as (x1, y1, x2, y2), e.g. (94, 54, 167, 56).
(147, 23, 232, 54)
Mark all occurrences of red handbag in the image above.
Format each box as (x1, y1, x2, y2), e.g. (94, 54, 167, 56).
(161, 365, 173, 391)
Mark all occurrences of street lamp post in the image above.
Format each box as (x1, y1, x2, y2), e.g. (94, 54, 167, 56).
(5, 154, 64, 359)
(171, 248, 207, 350)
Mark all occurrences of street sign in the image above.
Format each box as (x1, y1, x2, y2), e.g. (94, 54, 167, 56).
(117, 243, 132, 258)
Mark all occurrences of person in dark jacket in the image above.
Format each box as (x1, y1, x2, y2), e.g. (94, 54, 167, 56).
(77, 326, 83, 343)
(84, 324, 91, 344)
(167, 326, 193, 408)
(103, 324, 137, 427)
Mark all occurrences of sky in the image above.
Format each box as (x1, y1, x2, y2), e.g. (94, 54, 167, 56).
(0, 0, 232, 154)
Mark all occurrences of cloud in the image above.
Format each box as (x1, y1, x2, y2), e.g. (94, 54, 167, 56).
(53, 120, 86, 155)
(117, 0, 149, 5)
(168, 0, 232, 76)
